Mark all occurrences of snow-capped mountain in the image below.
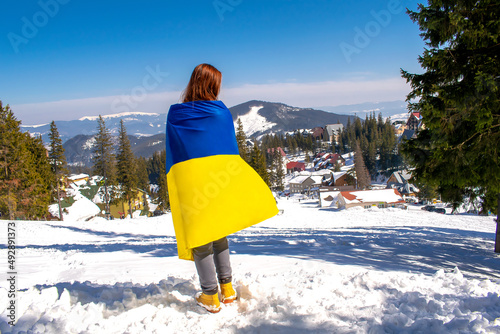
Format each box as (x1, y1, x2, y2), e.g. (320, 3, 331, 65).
(318, 100, 410, 122)
(21, 112, 166, 144)
(23, 101, 362, 144)
(23, 100, 366, 166)
(229, 100, 356, 138)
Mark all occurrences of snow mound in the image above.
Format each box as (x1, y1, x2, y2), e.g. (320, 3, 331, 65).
(49, 187, 101, 221)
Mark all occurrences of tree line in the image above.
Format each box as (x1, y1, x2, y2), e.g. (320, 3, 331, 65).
(337, 112, 403, 180)
(0, 103, 167, 220)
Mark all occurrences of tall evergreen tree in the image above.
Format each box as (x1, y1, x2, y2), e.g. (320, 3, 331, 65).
(0, 102, 51, 219)
(156, 150, 169, 211)
(235, 119, 249, 163)
(249, 142, 269, 186)
(116, 120, 138, 218)
(354, 141, 370, 190)
(22, 135, 52, 219)
(0, 102, 22, 220)
(136, 156, 150, 192)
(269, 149, 285, 191)
(48, 121, 67, 220)
(92, 116, 116, 219)
(401, 0, 500, 251)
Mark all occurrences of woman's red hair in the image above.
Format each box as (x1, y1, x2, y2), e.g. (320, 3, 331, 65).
(182, 64, 222, 103)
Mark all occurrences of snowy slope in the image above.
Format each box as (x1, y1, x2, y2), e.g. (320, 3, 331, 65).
(1, 199, 499, 333)
(234, 106, 277, 137)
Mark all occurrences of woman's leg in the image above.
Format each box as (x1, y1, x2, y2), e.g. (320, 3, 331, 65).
(212, 237, 232, 284)
(192, 242, 218, 295)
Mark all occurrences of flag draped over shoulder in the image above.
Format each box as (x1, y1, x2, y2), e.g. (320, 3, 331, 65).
(165, 100, 278, 260)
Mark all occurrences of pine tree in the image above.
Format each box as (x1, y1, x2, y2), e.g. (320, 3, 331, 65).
(157, 149, 169, 211)
(400, 0, 500, 251)
(270, 149, 285, 191)
(235, 119, 249, 162)
(147, 150, 164, 186)
(0, 102, 22, 220)
(116, 120, 138, 218)
(136, 156, 150, 193)
(48, 121, 68, 220)
(0, 102, 51, 220)
(249, 142, 269, 186)
(22, 135, 52, 219)
(354, 141, 370, 190)
(92, 116, 116, 219)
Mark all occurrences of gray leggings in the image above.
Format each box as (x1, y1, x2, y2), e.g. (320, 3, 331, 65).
(192, 237, 232, 295)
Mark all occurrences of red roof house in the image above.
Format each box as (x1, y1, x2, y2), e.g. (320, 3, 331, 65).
(286, 161, 306, 173)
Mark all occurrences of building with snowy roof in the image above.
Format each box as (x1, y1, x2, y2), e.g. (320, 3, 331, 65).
(313, 152, 346, 171)
(318, 190, 341, 208)
(324, 124, 344, 142)
(289, 175, 314, 193)
(387, 171, 419, 196)
(406, 112, 422, 131)
(338, 189, 405, 209)
(287, 161, 306, 174)
(66, 174, 90, 187)
(321, 171, 356, 190)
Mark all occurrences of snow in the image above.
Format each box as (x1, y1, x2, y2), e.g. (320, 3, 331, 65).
(49, 186, 101, 221)
(234, 106, 277, 137)
(319, 190, 340, 208)
(67, 174, 89, 181)
(342, 189, 404, 205)
(79, 112, 160, 121)
(1, 199, 500, 333)
(20, 123, 49, 129)
(289, 175, 311, 184)
(82, 137, 96, 150)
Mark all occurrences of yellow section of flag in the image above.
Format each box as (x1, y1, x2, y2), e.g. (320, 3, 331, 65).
(167, 154, 278, 260)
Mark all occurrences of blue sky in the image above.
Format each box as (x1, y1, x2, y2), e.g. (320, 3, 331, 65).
(0, 0, 426, 124)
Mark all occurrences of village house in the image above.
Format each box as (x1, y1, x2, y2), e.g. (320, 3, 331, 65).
(112, 188, 149, 219)
(289, 174, 324, 194)
(311, 127, 325, 141)
(318, 190, 341, 208)
(393, 122, 407, 135)
(324, 124, 344, 142)
(66, 174, 90, 187)
(321, 171, 356, 190)
(266, 147, 286, 158)
(286, 161, 306, 174)
(289, 176, 315, 194)
(400, 129, 417, 142)
(386, 171, 419, 197)
(313, 152, 346, 170)
(337, 189, 405, 209)
(406, 112, 422, 131)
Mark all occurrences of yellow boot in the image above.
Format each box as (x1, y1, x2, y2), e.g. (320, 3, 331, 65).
(220, 282, 237, 304)
(195, 292, 221, 313)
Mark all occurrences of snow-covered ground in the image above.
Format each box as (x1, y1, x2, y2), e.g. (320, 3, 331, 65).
(234, 106, 277, 137)
(1, 197, 500, 333)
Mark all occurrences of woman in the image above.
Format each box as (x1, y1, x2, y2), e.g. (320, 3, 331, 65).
(165, 64, 278, 313)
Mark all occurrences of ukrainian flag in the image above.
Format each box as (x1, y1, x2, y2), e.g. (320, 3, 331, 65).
(166, 100, 278, 260)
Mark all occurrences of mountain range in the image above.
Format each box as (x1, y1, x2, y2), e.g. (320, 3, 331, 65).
(21, 100, 408, 167)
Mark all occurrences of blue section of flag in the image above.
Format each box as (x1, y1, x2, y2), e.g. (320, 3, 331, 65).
(165, 100, 239, 174)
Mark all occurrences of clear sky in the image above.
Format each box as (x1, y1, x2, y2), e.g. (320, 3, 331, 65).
(0, 0, 426, 124)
